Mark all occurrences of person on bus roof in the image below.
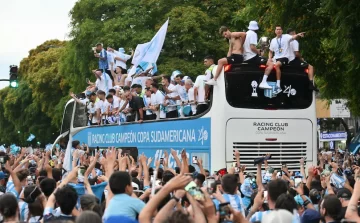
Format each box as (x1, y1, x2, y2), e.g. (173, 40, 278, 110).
(263, 25, 305, 94)
(286, 28, 318, 92)
(242, 21, 274, 90)
(205, 26, 246, 86)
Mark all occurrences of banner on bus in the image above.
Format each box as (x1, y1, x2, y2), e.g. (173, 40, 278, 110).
(319, 131, 347, 142)
(72, 118, 211, 148)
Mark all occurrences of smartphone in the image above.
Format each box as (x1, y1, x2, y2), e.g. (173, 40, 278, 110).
(192, 156, 198, 164)
(219, 202, 231, 217)
(185, 181, 204, 201)
(206, 177, 215, 194)
(0, 155, 9, 164)
(294, 177, 302, 188)
(160, 158, 164, 165)
(78, 166, 86, 179)
(264, 191, 268, 203)
(234, 167, 240, 174)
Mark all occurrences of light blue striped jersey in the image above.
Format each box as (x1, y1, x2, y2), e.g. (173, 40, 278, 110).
(5, 181, 19, 199)
(213, 193, 246, 216)
(249, 210, 272, 222)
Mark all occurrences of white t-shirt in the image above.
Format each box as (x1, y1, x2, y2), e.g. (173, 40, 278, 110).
(125, 75, 132, 86)
(107, 51, 115, 71)
(95, 73, 113, 94)
(144, 96, 152, 115)
(114, 51, 132, 69)
(166, 84, 178, 112)
(151, 90, 165, 106)
(93, 100, 106, 123)
(289, 40, 299, 62)
(80, 98, 89, 105)
(269, 34, 293, 60)
(187, 87, 197, 114)
(205, 64, 215, 81)
(112, 95, 120, 108)
(243, 30, 258, 61)
(194, 75, 206, 103)
(132, 76, 150, 89)
(176, 84, 187, 101)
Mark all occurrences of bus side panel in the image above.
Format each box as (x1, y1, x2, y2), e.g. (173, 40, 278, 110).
(72, 118, 212, 171)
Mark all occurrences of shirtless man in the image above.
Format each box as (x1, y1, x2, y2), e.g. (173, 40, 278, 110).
(206, 26, 246, 86)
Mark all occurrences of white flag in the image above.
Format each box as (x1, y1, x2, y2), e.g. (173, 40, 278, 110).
(129, 19, 169, 76)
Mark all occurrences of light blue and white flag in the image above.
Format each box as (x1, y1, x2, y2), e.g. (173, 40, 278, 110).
(129, 19, 169, 76)
(45, 144, 52, 152)
(0, 146, 6, 153)
(27, 134, 35, 141)
(136, 61, 158, 75)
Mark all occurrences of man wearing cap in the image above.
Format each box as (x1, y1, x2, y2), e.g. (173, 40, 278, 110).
(287, 28, 317, 91)
(114, 48, 134, 70)
(337, 188, 358, 219)
(243, 21, 274, 90)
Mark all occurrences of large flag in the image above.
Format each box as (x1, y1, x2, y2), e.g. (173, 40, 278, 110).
(129, 19, 169, 76)
(136, 61, 158, 75)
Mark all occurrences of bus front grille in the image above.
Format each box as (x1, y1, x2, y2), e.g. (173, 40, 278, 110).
(232, 142, 307, 172)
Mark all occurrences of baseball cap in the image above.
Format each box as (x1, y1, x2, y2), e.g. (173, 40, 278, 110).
(300, 209, 321, 223)
(337, 188, 352, 200)
(0, 172, 5, 180)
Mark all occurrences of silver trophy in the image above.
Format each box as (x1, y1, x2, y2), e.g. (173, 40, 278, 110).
(258, 36, 270, 52)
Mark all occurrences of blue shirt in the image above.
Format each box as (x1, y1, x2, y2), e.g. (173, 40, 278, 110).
(99, 49, 108, 70)
(69, 181, 107, 204)
(213, 193, 246, 216)
(249, 210, 272, 222)
(6, 181, 19, 199)
(103, 194, 145, 220)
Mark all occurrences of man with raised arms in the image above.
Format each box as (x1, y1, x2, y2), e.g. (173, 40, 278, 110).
(205, 26, 246, 86)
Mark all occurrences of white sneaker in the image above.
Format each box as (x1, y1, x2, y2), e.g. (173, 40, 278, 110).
(273, 87, 282, 95)
(205, 78, 217, 86)
(259, 81, 272, 89)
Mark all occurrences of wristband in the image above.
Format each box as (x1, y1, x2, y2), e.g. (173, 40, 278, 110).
(303, 200, 310, 206)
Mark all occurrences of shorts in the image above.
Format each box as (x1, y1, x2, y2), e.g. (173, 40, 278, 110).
(244, 55, 267, 65)
(275, 58, 289, 66)
(227, 54, 244, 64)
(288, 58, 309, 68)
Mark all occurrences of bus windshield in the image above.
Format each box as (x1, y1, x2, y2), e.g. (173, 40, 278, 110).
(60, 101, 74, 134)
(225, 64, 313, 109)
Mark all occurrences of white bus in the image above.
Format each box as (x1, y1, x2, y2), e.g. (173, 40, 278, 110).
(53, 62, 316, 173)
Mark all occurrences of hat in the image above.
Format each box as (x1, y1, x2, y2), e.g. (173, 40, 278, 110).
(337, 188, 352, 200)
(182, 76, 191, 81)
(0, 172, 5, 180)
(261, 209, 294, 223)
(301, 209, 321, 223)
(248, 21, 259, 31)
(105, 216, 138, 223)
(294, 194, 312, 206)
(118, 48, 125, 53)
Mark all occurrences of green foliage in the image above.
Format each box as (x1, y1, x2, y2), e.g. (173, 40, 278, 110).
(2, 0, 360, 145)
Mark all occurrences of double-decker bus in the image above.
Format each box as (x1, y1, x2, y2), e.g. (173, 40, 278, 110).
(53, 62, 316, 172)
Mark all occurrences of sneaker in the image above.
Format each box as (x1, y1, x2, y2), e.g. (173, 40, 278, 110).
(205, 78, 217, 86)
(259, 81, 272, 89)
(273, 87, 282, 95)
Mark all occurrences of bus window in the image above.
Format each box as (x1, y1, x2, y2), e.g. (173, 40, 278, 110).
(225, 64, 313, 109)
(61, 101, 74, 134)
(73, 103, 88, 128)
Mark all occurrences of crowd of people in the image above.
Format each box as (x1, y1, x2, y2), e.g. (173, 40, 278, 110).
(0, 142, 359, 223)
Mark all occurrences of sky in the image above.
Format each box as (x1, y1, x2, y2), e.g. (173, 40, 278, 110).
(0, 0, 78, 89)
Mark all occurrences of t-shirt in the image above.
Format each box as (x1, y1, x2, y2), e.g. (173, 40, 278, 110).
(95, 73, 113, 94)
(151, 90, 165, 106)
(93, 100, 104, 123)
(289, 40, 299, 62)
(166, 84, 178, 112)
(205, 64, 215, 81)
(107, 51, 115, 71)
(103, 194, 145, 220)
(114, 51, 132, 69)
(194, 75, 206, 103)
(129, 96, 145, 119)
(213, 193, 245, 216)
(176, 84, 187, 101)
(132, 76, 150, 89)
(5, 181, 19, 199)
(269, 34, 294, 60)
(187, 87, 197, 114)
(18, 200, 29, 222)
(99, 49, 108, 70)
(112, 95, 120, 109)
(125, 75, 133, 86)
(249, 210, 272, 222)
(243, 30, 258, 61)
